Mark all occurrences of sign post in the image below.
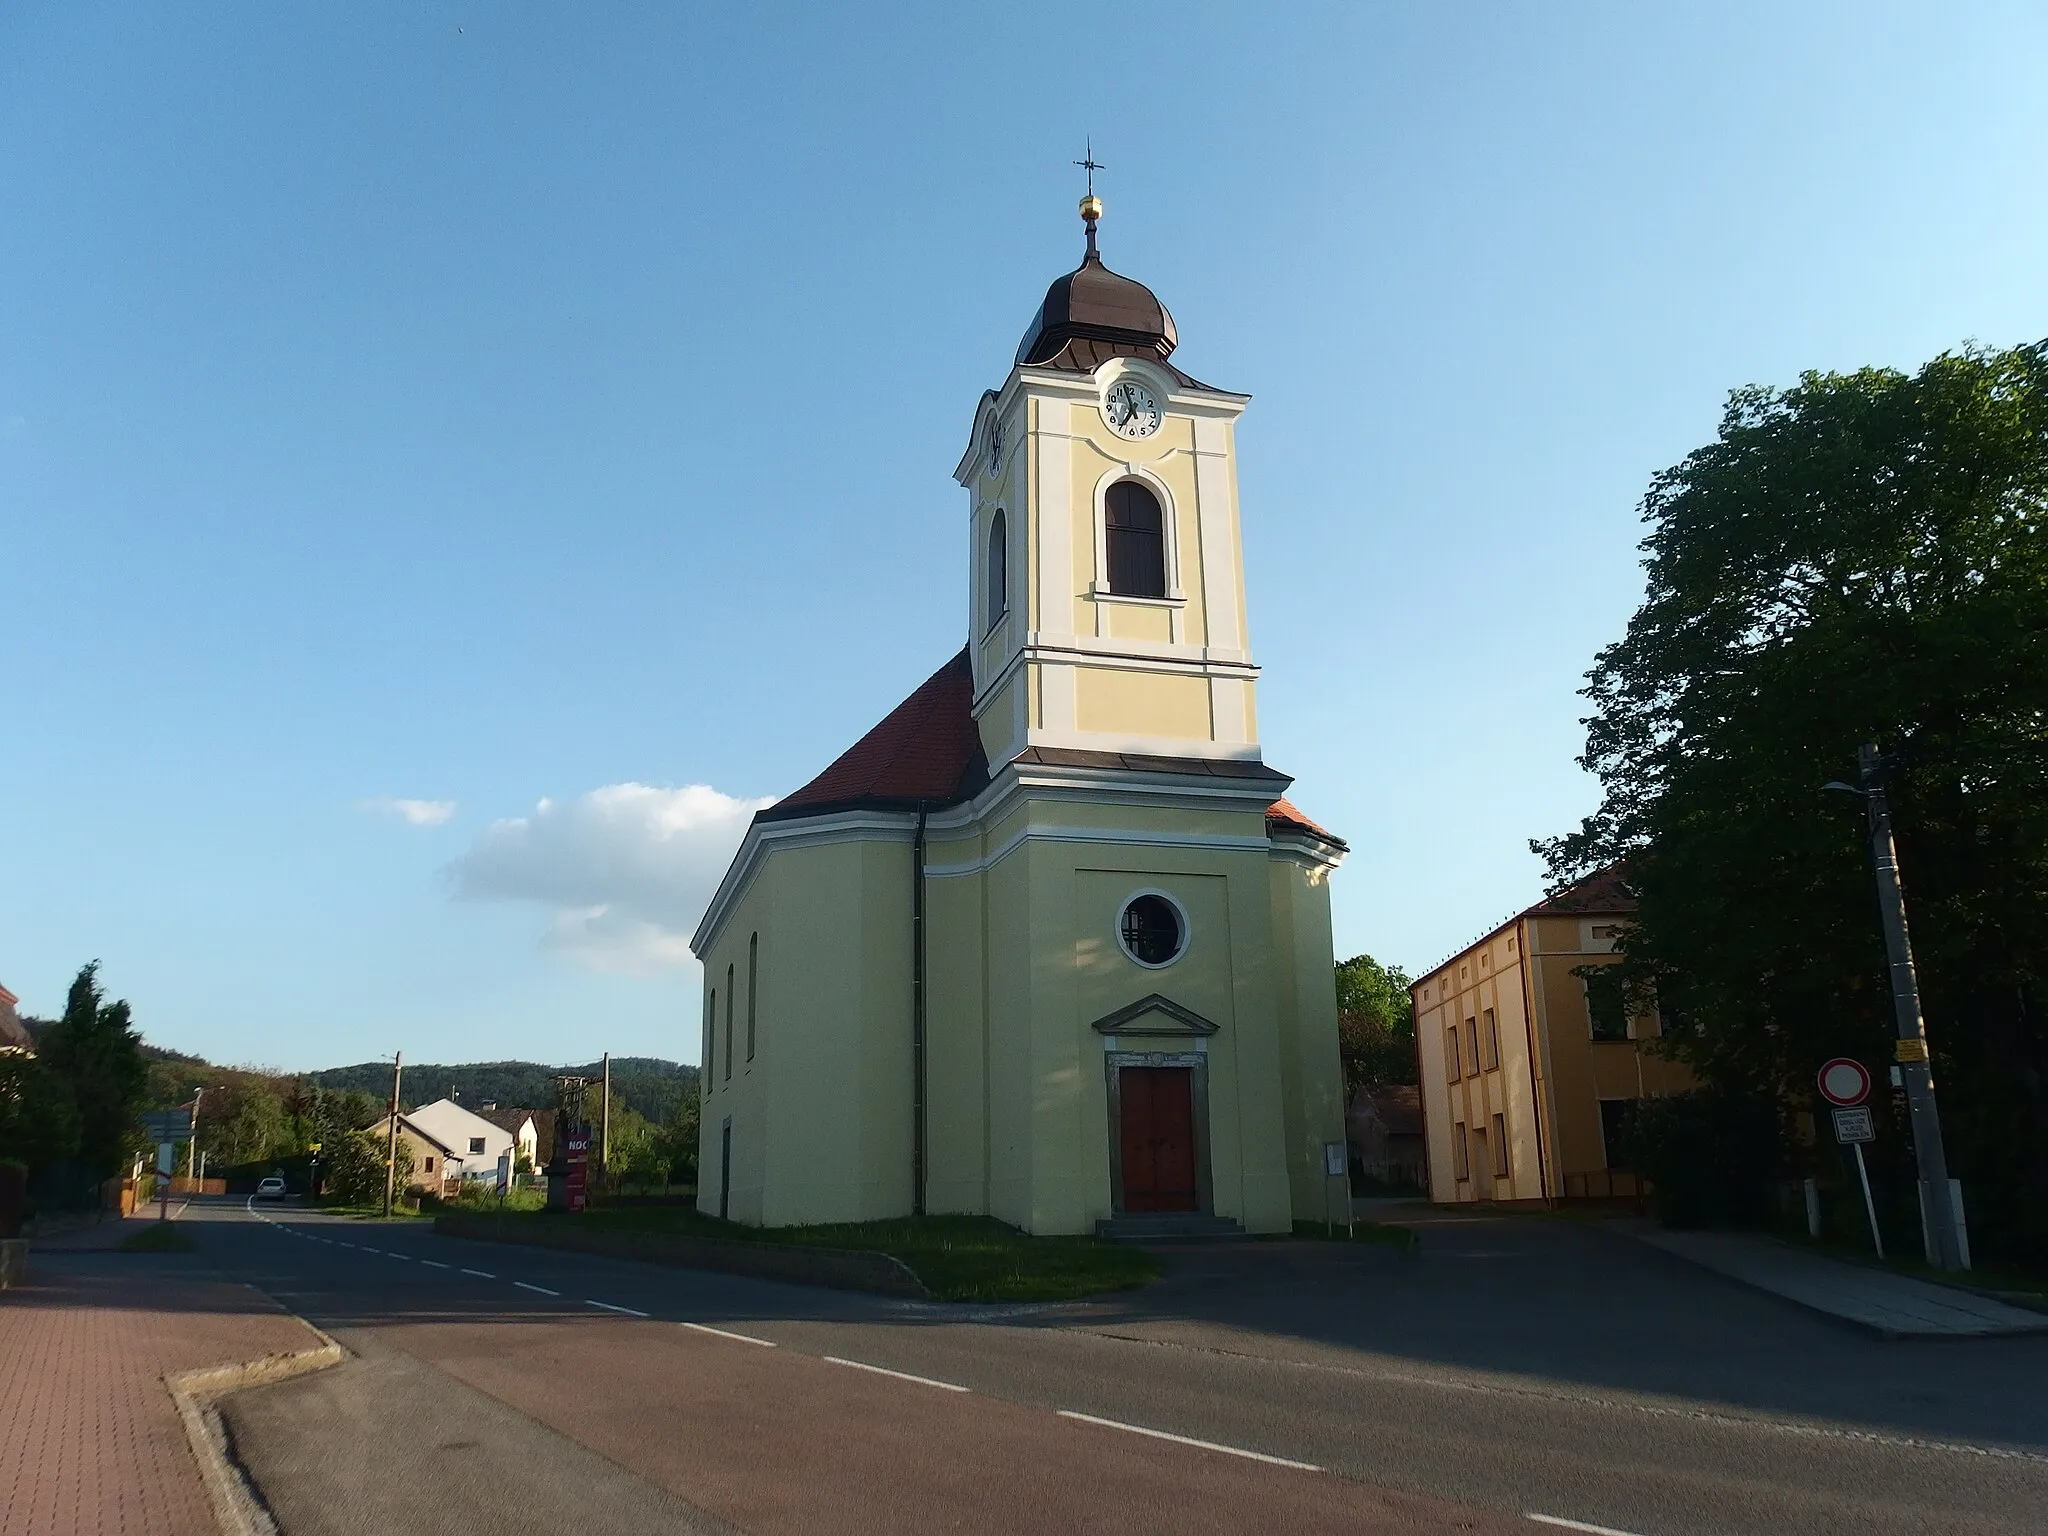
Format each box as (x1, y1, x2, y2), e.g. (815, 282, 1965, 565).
(1322, 1140, 1350, 1238)
(1818, 1059, 1882, 1258)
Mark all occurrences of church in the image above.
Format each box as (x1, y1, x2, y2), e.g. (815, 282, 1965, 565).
(690, 194, 1347, 1236)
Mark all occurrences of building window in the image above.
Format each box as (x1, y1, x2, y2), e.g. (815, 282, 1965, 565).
(1118, 892, 1186, 967)
(985, 510, 1007, 631)
(1585, 967, 1629, 1040)
(1445, 1026, 1462, 1082)
(724, 964, 735, 1081)
(705, 988, 716, 1089)
(1599, 1100, 1638, 1170)
(1490, 1113, 1509, 1178)
(1450, 1122, 1470, 1181)
(468, 1137, 485, 1155)
(424, 1156, 435, 1173)
(1480, 1008, 1499, 1070)
(746, 932, 759, 1062)
(1105, 481, 1166, 598)
(1463, 1020, 1479, 1078)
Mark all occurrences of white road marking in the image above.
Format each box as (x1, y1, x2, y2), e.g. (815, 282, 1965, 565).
(824, 1356, 969, 1393)
(680, 1322, 776, 1348)
(514, 1281, 560, 1296)
(386, 1253, 411, 1261)
(585, 1300, 651, 1317)
(1527, 1517, 1647, 1536)
(358, 1247, 382, 1255)
(419, 1259, 450, 1269)
(460, 1268, 496, 1279)
(1056, 1411, 1321, 1471)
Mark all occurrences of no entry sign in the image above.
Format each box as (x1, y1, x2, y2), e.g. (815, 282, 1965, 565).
(1817, 1057, 1873, 1108)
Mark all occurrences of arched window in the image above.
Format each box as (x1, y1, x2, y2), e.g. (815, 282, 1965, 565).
(1105, 481, 1166, 598)
(746, 932, 758, 1061)
(985, 510, 1007, 631)
(704, 989, 716, 1092)
(724, 964, 734, 1081)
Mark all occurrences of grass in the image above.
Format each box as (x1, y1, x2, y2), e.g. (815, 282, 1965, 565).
(1282, 1219, 1419, 1250)
(120, 1222, 195, 1253)
(306, 1198, 432, 1220)
(483, 1207, 1162, 1303)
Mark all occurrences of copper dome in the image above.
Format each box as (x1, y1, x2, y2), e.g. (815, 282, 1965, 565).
(1015, 246, 1178, 369)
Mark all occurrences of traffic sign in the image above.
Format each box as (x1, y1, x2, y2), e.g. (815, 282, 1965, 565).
(1832, 1107, 1875, 1144)
(1817, 1057, 1872, 1107)
(141, 1110, 193, 1143)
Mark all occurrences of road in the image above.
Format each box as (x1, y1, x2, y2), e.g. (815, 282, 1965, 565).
(179, 1198, 2048, 1535)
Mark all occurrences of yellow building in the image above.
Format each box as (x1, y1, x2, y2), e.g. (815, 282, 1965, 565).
(1411, 867, 1694, 1204)
(690, 199, 1348, 1236)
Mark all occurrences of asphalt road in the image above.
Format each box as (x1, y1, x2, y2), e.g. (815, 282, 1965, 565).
(178, 1198, 2048, 1535)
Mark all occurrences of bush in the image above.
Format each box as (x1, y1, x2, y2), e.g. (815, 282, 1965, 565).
(1630, 1089, 1780, 1229)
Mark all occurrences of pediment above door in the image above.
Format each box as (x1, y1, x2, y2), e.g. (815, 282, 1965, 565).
(1089, 993, 1220, 1038)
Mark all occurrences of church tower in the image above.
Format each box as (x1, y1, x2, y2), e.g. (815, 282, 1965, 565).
(956, 194, 1257, 767)
(692, 194, 1346, 1239)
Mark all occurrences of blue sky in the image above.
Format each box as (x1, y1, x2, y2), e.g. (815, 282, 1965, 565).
(3, 5, 2044, 1071)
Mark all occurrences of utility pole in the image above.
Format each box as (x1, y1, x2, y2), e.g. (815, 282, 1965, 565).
(186, 1088, 204, 1182)
(383, 1051, 403, 1219)
(1857, 743, 1965, 1272)
(600, 1052, 611, 1182)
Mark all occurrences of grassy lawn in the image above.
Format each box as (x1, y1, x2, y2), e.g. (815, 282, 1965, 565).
(491, 1207, 1161, 1303)
(1282, 1219, 1419, 1249)
(120, 1222, 195, 1253)
(305, 1199, 433, 1220)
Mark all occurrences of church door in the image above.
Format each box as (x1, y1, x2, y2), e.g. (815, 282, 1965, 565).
(1118, 1066, 1199, 1212)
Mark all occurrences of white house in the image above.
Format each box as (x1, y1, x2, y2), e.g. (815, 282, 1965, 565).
(404, 1099, 516, 1184)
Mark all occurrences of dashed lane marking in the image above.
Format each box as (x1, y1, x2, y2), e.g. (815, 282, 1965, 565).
(1056, 1410, 1321, 1472)
(460, 1268, 496, 1279)
(680, 1322, 776, 1347)
(514, 1281, 561, 1297)
(824, 1356, 970, 1393)
(1527, 1517, 1647, 1536)
(586, 1300, 651, 1317)
(420, 1259, 450, 1269)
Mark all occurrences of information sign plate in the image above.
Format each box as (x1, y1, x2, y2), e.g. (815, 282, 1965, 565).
(1832, 1106, 1875, 1144)
(1323, 1141, 1348, 1178)
(141, 1111, 192, 1143)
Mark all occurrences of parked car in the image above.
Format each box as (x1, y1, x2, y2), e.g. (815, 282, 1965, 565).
(255, 1176, 287, 1199)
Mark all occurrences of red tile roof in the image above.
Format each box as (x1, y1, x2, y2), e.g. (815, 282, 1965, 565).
(764, 650, 1338, 855)
(1522, 862, 1635, 917)
(767, 649, 989, 818)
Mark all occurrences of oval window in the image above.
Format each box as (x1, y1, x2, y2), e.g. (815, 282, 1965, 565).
(1119, 894, 1185, 967)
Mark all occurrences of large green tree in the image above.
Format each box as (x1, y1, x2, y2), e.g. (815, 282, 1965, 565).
(1538, 341, 2048, 1258)
(1335, 953, 1416, 1091)
(37, 963, 149, 1179)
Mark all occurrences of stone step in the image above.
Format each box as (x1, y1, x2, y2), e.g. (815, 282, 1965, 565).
(1094, 1213, 1249, 1244)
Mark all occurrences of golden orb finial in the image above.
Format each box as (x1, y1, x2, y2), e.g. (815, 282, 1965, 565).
(1079, 193, 1103, 224)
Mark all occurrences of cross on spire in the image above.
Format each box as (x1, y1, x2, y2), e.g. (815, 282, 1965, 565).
(1073, 140, 1106, 198)
(1074, 140, 1106, 261)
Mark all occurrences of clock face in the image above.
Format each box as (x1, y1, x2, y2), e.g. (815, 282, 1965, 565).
(1104, 379, 1162, 439)
(985, 416, 1004, 475)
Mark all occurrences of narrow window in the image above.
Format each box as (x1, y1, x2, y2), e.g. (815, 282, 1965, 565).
(724, 964, 735, 1081)
(1600, 1100, 1637, 1169)
(1450, 1122, 1470, 1180)
(1463, 1020, 1479, 1077)
(1104, 481, 1166, 598)
(1444, 1026, 1461, 1082)
(1490, 1113, 1509, 1178)
(424, 1156, 435, 1173)
(1480, 1007, 1499, 1070)
(985, 510, 1007, 631)
(1585, 967, 1629, 1040)
(746, 932, 759, 1062)
(706, 989, 716, 1089)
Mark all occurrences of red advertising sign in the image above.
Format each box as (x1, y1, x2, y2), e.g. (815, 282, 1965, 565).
(564, 1130, 591, 1213)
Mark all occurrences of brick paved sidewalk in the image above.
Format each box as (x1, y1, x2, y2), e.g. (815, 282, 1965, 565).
(0, 1246, 325, 1536)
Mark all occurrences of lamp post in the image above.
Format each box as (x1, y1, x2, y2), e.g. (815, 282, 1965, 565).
(1825, 745, 1965, 1271)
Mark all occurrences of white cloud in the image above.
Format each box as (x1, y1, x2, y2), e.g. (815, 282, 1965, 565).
(446, 783, 773, 973)
(363, 797, 458, 826)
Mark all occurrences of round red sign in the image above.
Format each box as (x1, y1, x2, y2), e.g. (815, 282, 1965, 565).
(1816, 1057, 1872, 1107)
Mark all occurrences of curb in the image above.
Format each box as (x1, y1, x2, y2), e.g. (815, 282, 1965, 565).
(168, 1327, 348, 1536)
(432, 1213, 931, 1299)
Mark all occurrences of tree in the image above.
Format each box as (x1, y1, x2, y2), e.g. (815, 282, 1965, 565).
(322, 1127, 412, 1207)
(1335, 953, 1416, 1091)
(655, 1092, 700, 1187)
(0, 1054, 82, 1168)
(37, 963, 148, 1179)
(1536, 340, 2048, 1257)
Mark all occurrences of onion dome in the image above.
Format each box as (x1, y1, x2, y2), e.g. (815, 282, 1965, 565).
(1015, 195, 1179, 370)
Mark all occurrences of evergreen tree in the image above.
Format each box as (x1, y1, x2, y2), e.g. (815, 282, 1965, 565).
(37, 963, 148, 1179)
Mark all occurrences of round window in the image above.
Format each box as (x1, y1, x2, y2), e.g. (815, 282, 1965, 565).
(1118, 893, 1185, 967)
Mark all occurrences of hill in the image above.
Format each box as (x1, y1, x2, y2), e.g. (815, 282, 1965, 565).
(305, 1057, 696, 1122)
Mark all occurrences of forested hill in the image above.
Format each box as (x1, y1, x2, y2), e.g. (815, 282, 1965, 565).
(306, 1057, 696, 1121)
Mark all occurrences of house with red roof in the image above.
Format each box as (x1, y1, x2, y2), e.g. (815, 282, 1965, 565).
(690, 198, 1348, 1237)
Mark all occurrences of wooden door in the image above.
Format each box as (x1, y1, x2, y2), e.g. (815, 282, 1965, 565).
(1118, 1066, 1198, 1213)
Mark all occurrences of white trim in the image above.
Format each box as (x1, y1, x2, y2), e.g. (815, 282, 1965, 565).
(924, 823, 1273, 880)
(1115, 887, 1192, 969)
(1025, 725, 1262, 761)
(1034, 402, 1072, 638)
(1088, 461, 1184, 605)
(692, 810, 916, 955)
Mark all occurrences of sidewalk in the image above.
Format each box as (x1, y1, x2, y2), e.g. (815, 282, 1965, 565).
(1635, 1226, 2048, 1338)
(0, 1227, 327, 1536)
